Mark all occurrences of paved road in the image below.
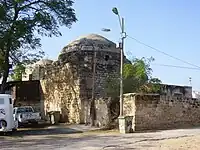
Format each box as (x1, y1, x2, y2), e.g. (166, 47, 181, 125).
(1, 125, 200, 150)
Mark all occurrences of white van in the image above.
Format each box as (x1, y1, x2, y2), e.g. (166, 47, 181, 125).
(0, 94, 18, 132)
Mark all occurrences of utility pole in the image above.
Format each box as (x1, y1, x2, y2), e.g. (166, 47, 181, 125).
(112, 7, 127, 117)
(119, 17, 125, 116)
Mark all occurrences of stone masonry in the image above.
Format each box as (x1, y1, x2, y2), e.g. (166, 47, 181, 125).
(37, 34, 121, 124)
(124, 93, 200, 131)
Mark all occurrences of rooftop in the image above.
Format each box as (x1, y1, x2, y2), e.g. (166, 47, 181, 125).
(60, 34, 119, 54)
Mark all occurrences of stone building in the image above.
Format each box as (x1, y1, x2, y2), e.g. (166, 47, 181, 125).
(22, 34, 121, 124)
(159, 84, 192, 98)
(20, 33, 194, 128)
(22, 59, 53, 81)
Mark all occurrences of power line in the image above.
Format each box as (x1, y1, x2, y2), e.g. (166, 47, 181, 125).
(127, 35, 200, 69)
(125, 49, 200, 70)
(152, 63, 200, 70)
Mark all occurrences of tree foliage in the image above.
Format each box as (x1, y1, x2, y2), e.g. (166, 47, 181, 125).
(105, 57, 162, 98)
(10, 64, 26, 81)
(0, 0, 77, 92)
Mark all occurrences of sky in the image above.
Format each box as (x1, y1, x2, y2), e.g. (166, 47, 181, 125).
(40, 0, 200, 91)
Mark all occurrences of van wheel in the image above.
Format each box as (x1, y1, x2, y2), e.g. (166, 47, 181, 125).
(32, 121, 38, 125)
(12, 128, 17, 132)
(18, 122, 22, 128)
(0, 120, 7, 128)
(4, 132, 12, 136)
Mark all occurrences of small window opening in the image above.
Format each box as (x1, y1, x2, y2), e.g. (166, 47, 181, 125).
(105, 55, 109, 61)
(29, 74, 33, 80)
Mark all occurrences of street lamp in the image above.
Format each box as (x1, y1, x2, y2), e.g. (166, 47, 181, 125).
(102, 7, 128, 133)
(112, 7, 126, 117)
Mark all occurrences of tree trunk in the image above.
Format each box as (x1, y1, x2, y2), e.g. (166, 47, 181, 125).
(0, 49, 10, 94)
(0, 5, 19, 93)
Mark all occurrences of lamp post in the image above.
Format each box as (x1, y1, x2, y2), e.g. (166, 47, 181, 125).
(102, 8, 128, 133)
(112, 7, 127, 117)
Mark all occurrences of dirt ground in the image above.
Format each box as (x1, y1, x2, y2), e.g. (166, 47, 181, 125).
(158, 135, 200, 150)
(1, 125, 200, 150)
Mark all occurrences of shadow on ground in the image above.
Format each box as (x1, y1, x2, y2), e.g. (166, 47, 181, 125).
(0, 125, 83, 137)
(15, 127, 82, 136)
(18, 123, 51, 129)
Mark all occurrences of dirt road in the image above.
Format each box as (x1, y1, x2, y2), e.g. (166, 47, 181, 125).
(1, 125, 200, 150)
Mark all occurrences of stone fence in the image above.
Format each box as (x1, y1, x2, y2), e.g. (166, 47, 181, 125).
(124, 93, 200, 131)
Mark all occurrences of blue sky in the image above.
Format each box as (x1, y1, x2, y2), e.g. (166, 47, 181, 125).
(40, 0, 200, 90)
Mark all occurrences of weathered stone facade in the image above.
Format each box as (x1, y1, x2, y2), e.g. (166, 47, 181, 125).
(94, 99, 110, 127)
(20, 34, 196, 128)
(37, 34, 121, 124)
(124, 93, 200, 131)
(22, 59, 53, 81)
(159, 84, 192, 98)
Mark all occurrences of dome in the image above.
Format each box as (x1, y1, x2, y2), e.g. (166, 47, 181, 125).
(60, 34, 118, 54)
(67, 34, 116, 46)
(35, 59, 53, 66)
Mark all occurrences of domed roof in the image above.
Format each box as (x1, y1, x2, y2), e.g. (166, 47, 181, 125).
(35, 59, 53, 66)
(68, 34, 116, 46)
(60, 34, 117, 54)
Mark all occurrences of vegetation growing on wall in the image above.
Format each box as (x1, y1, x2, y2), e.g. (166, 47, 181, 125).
(105, 57, 162, 98)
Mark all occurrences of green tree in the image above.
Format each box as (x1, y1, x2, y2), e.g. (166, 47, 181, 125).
(105, 57, 162, 97)
(0, 0, 77, 93)
(105, 57, 161, 127)
(10, 64, 26, 81)
(123, 57, 153, 93)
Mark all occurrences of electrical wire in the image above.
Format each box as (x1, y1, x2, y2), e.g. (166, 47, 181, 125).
(127, 35, 200, 69)
(125, 49, 200, 70)
(151, 63, 200, 70)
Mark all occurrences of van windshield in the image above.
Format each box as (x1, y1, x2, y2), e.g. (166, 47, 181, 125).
(17, 107, 33, 113)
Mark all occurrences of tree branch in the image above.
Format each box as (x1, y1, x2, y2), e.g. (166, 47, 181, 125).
(18, 0, 44, 11)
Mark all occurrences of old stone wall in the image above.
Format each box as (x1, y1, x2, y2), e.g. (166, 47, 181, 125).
(124, 93, 200, 131)
(40, 62, 82, 123)
(59, 47, 120, 100)
(39, 50, 120, 124)
(160, 84, 192, 98)
(26, 34, 121, 125)
(95, 99, 109, 127)
(40, 48, 120, 124)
